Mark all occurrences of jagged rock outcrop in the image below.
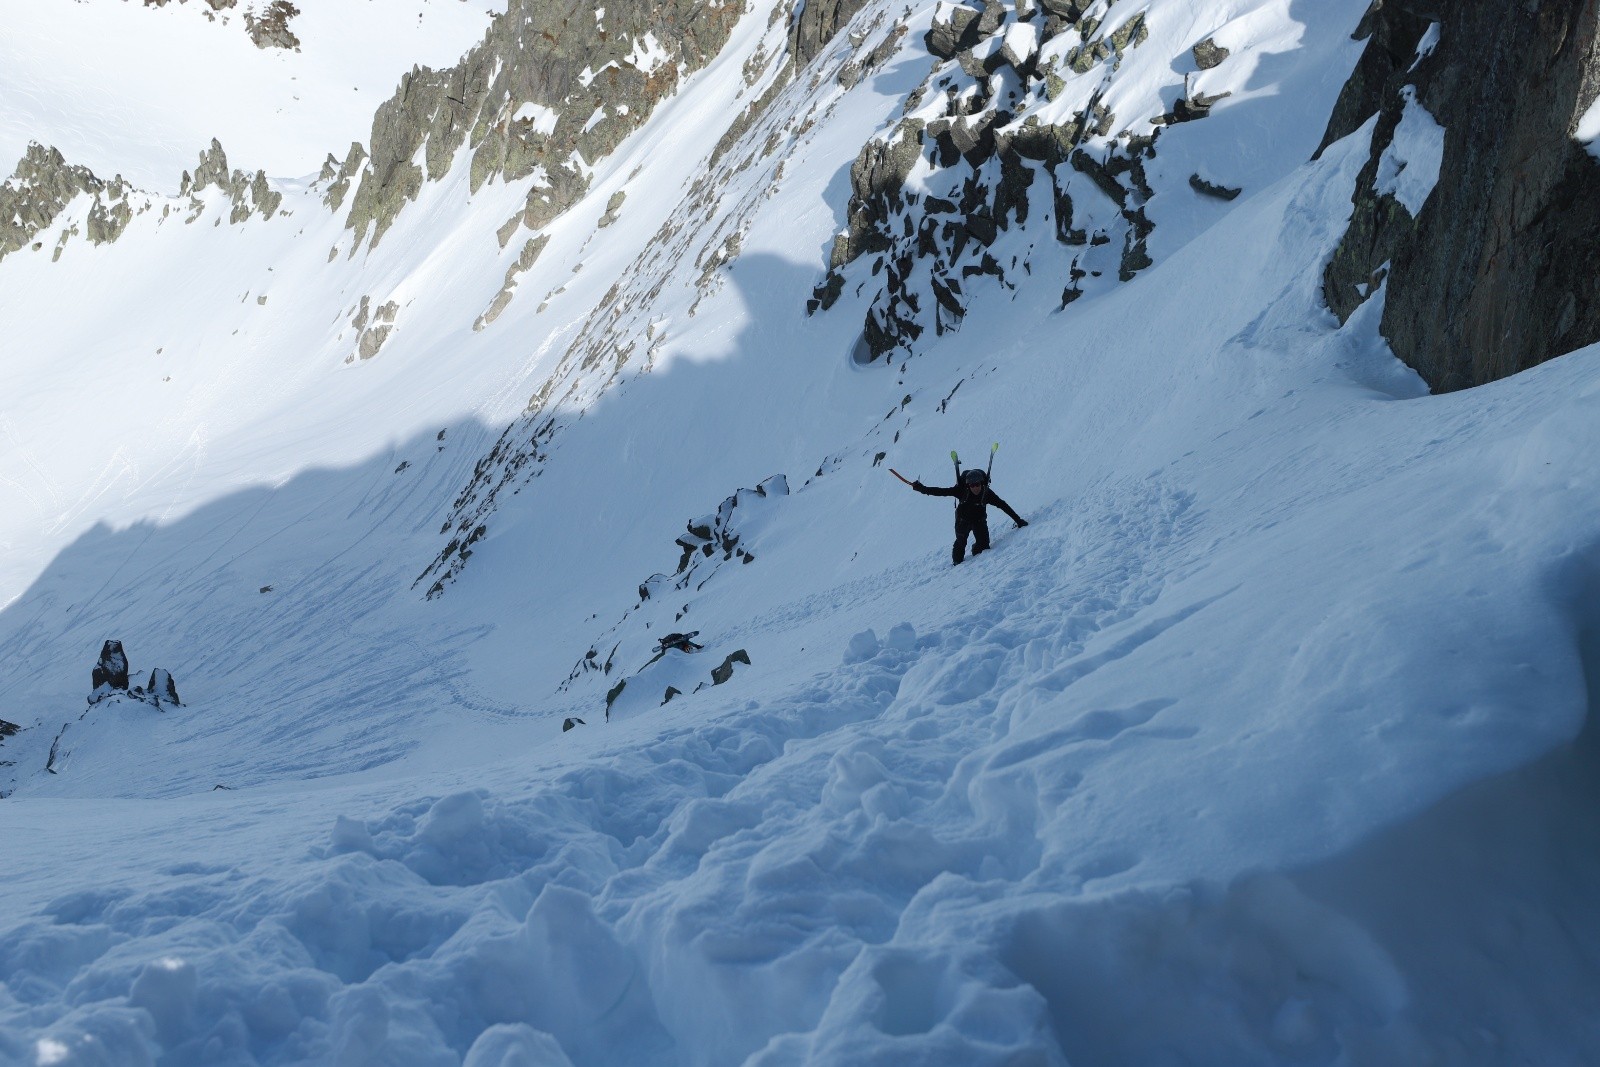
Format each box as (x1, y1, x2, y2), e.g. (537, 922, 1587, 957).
(244, 1, 300, 50)
(814, 0, 1192, 361)
(181, 139, 283, 222)
(0, 144, 135, 262)
(90, 640, 130, 694)
(319, 142, 367, 214)
(556, 475, 788, 692)
(88, 641, 184, 709)
(343, 0, 747, 250)
(147, 669, 182, 707)
(791, 0, 872, 67)
(1321, 0, 1600, 392)
(349, 295, 401, 360)
(652, 473, 788, 582)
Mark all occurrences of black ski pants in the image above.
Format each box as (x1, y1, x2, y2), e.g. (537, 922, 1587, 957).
(953, 511, 990, 564)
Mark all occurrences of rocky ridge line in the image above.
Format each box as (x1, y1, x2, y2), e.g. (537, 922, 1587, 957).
(416, 1, 904, 597)
(810, 0, 1238, 362)
(0, 138, 286, 267)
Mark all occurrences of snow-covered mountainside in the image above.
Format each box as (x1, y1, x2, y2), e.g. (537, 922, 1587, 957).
(3, 0, 1599, 1063)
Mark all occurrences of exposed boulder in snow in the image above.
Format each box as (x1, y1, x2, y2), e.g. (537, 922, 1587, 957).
(90, 639, 130, 695)
(1189, 173, 1241, 201)
(147, 669, 181, 707)
(0, 718, 17, 799)
(344, 0, 744, 249)
(1192, 36, 1229, 70)
(1322, 0, 1600, 391)
(604, 643, 751, 722)
(351, 295, 401, 361)
(561, 477, 787, 698)
(87, 642, 183, 710)
(927, 3, 984, 61)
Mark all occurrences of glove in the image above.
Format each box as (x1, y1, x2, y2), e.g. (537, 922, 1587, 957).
(1015, 519, 1028, 528)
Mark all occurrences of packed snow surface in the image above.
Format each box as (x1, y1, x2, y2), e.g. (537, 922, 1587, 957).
(0, 0, 506, 190)
(2, 0, 1599, 1064)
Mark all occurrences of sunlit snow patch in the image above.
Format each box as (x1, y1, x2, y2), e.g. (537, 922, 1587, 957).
(1374, 86, 1446, 215)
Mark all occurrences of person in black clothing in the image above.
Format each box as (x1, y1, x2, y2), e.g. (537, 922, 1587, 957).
(656, 632, 703, 654)
(911, 469, 1028, 564)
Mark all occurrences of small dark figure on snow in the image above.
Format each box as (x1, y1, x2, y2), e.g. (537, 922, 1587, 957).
(655, 631, 704, 654)
(911, 469, 1028, 564)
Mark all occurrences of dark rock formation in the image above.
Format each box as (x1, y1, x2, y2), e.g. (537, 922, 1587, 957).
(559, 476, 787, 690)
(87, 642, 183, 709)
(1321, 0, 1600, 392)
(147, 669, 181, 707)
(1189, 173, 1241, 200)
(821, 0, 1172, 360)
(562, 716, 586, 731)
(91, 640, 130, 694)
(1192, 36, 1229, 70)
(792, 0, 872, 68)
(710, 650, 751, 686)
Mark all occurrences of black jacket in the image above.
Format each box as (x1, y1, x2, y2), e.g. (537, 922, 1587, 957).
(913, 481, 1025, 525)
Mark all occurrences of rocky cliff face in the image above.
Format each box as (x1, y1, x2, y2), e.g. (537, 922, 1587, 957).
(1323, 0, 1600, 392)
(342, 0, 745, 252)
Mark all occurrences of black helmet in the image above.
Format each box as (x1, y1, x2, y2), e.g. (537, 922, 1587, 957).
(960, 469, 988, 486)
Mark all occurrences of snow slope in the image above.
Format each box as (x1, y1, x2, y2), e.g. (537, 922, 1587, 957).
(3, 0, 1600, 1064)
(0, 0, 506, 191)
